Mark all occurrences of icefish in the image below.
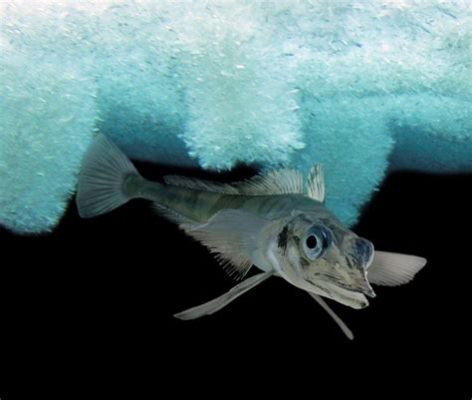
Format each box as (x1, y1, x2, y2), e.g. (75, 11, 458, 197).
(76, 134, 426, 339)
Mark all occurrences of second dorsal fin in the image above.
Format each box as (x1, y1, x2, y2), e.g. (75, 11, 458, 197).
(164, 164, 325, 200)
(307, 164, 325, 203)
(235, 168, 305, 196)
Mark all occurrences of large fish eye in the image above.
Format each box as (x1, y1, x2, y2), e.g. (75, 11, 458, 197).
(303, 226, 330, 260)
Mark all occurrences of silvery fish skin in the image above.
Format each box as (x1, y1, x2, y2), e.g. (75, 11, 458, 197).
(76, 134, 426, 338)
(131, 178, 375, 308)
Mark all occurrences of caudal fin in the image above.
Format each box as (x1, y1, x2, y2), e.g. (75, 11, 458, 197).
(76, 134, 140, 218)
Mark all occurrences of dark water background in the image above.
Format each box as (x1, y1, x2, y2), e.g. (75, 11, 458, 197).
(0, 166, 470, 398)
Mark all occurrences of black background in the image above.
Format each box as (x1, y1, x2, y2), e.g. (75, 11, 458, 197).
(0, 164, 471, 398)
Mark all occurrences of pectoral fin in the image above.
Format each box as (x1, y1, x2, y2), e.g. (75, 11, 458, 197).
(367, 251, 427, 286)
(174, 272, 272, 320)
(183, 209, 270, 280)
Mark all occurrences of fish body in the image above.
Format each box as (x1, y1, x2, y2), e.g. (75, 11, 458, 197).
(127, 172, 323, 223)
(77, 134, 426, 338)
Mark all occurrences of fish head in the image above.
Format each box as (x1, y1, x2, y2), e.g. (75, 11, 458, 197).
(268, 211, 375, 309)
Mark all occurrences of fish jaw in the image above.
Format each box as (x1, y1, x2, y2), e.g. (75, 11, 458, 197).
(265, 241, 369, 309)
(305, 277, 370, 309)
(263, 216, 377, 309)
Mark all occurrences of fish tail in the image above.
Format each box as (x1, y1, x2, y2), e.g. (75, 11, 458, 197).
(76, 134, 142, 218)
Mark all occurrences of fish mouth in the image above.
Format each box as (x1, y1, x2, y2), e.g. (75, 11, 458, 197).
(315, 273, 376, 298)
(306, 278, 371, 309)
(336, 278, 376, 298)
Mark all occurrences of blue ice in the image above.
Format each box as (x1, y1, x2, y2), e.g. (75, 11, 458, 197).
(1, 1, 471, 233)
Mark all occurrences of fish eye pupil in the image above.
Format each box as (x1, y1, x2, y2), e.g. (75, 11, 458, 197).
(303, 226, 331, 260)
(306, 235, 318, 249)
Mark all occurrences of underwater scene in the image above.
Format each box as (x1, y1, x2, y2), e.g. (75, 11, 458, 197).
(1, 1, 471, 397)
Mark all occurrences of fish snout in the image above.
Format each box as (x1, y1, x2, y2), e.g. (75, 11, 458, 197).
(351, 239, 376, 297)
(341, 273, 376, 298)
(351, 238, 374, 269)
(359, 278, 376, 298)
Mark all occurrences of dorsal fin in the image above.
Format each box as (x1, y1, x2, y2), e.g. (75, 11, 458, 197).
(164, 164, 325, 199)
(306, 164, 325, 203)
(235, 168, 305, 196)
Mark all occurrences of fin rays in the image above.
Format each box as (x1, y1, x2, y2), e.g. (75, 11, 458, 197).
(76, 134, 140, 218)
(182, 209, 270, 280)
(368, 251, 427, 286)
(174, 272, 272, 320)
(165, 164, 325, 201)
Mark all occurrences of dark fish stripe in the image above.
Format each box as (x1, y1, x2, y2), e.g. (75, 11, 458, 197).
(277, 225, 289, 250)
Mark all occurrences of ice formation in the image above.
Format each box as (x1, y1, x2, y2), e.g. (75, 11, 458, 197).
(1, 1, 471, 234)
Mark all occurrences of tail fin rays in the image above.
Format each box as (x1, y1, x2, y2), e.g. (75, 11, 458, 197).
(76, 134, 140, 218)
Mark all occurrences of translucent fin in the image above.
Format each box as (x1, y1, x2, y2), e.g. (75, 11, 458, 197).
(307, 292, 354, 340)
(306, 164, 325, 203)
(235, 168, 305, 196)
(368, 251, 427, 287)
(76, 134, 140, 218)
(183, 209, 269, 280)
(174, 272, 272, 320)
(165, 168, 305, 196)
(163, 175, 239, 194)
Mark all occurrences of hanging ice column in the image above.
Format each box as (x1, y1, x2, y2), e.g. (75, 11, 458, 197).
(0, 1, 471, 234)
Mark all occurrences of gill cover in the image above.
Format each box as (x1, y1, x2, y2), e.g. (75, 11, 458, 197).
(265, 213, 373, 309)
